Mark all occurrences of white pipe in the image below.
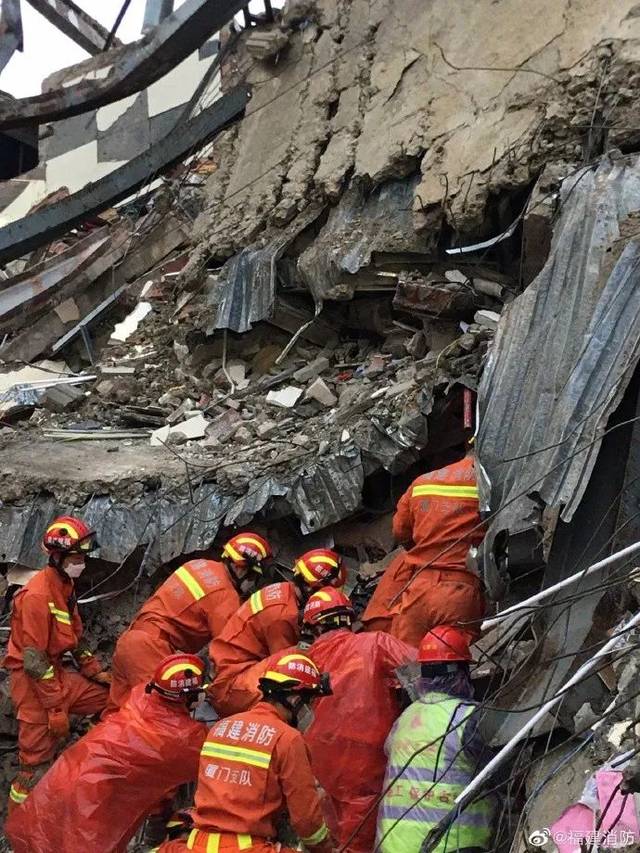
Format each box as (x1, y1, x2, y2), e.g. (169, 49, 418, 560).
(481, 540, 640, 631)
(454, 608, 640, 808)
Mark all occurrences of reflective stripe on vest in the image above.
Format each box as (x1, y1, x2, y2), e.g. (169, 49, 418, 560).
(301, 822, 330, 846)
(249, 590, 264, 615)
(377, 692, 492, 852)
(47, 602, 71, 626)
(40, 665, 55, 680)
(187, 829, 252, 851)
(201, 740, 272, 769)
(175, 565, 206, 601)
(411, 484, 479, 500)
(9, 784, 28, 804)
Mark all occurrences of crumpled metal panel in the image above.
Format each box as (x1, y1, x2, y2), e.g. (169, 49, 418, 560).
(224, 477, 288, 527)
(297, 176, 423, 302)
(478, 156, 640, 534)
(0, 486, 232, 573)
(289, 445, 364, 534)
(209, 205, 324, 333)
(0, 447, 370, 569)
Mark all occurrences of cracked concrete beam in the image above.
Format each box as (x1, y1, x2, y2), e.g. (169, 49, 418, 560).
(0, 0, 247, 130)
(24, 0, 121, 55)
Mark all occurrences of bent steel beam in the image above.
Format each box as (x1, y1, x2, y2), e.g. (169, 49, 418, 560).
(0, 0, 247, 129)
(24, 0, 121, 55)
(0, 85, 249, 264)
(0, 0, 22, 74)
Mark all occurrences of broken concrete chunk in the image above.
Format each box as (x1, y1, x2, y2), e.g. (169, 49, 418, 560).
(170, 413, 209, 441)
(257, 419, 278, 438)
(292, 433, 312, 448)
(474, 309, 501, 331)
(293, 356, 330, 383)
(150, 424, 171, 446)
(167, 398, 196, 425)
(245, 28, 289, 61)
(41, 384, 85, 413)
(54, 298, 81, 323)
(95, 379, 116, 398)
(266, 386, 303, 408)
(304, 377, 337, 408)
(233, 426, 254, 444)
(110, 302, 153, 343)
(173, 341, 190, 364)
(386, 380, 415, 399)
(206, 409, 242, 442)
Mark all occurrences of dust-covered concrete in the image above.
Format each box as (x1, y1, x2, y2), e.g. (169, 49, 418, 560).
(186, 0, 640, 277)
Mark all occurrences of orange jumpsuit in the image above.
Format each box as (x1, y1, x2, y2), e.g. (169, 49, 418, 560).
(5, 685, 206, 853)
(362, 455, 486, 647)
(3, 565, 108, 810)
(158, 701, 333, 853)
(107, 559, 240, 713)
(208, 582, 300, 717)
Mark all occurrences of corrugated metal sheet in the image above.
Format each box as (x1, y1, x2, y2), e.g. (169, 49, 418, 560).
(478, 155, 640, 535)
(0, 446, 369, 568)
(209, 205, 324, 333)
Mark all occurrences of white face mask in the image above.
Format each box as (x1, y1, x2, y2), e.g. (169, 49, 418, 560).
(64, 557, 85, 579)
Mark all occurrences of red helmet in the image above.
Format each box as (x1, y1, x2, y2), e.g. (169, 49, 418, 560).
(259, 653, 332, 697)
(42, 516, 97, 556)
(150, 653, 205, 700)
(418, 626, 472, 664)
(222, 532, 272, 573)
(302, 587, 354, 627)
(293, 549, 345, 590)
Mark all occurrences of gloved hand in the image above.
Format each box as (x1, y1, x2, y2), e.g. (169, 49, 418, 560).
(47, 708, 70, 739)
(92, 670, 112, 686)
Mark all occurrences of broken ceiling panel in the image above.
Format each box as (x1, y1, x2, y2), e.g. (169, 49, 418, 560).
(478, 155, 640, 535)
(297, 176, 426, 302)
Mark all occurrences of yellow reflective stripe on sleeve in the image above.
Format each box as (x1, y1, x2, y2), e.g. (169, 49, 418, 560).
(41, 666, 55, 680)
(206, 834, 220, 853)
(201, 741, 271, 768)
(9, 785, 28, 804)
(301, 822, 330, 845)
(187, 829, 197, 850)
(249, 590, 264, 615)
(47, 602, 71, 625)
(411, 484, 479, 500)
(237, 834, 252, 850)
(175, 565, 206, 601)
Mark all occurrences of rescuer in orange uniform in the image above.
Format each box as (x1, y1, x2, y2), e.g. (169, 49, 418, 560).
(209, 549, 345, 716)
(3, 516, 110, 812)
(158, 653, 335, 853)
(301, 588, 415, 853)
(362, 445, 485, 647)
(5, 653, 207, 853)
(106, 532, 272, 714)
